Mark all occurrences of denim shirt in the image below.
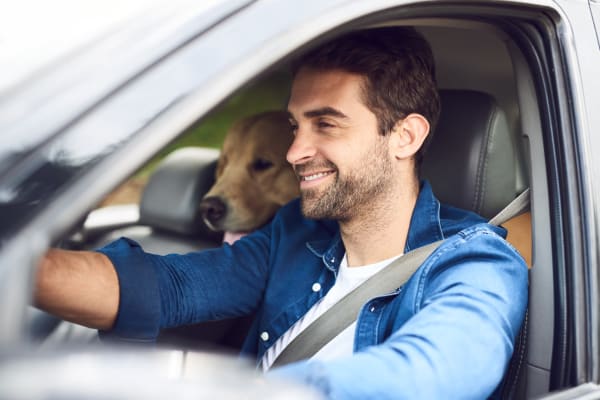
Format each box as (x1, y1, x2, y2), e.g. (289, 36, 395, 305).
(98, 181, 528, 399)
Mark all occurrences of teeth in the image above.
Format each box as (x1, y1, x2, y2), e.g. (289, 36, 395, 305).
(304, 172, 330, 181)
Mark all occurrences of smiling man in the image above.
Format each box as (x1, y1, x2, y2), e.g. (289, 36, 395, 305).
(287, 67, 417, 261)
(35, 27, 528, 399)
(289, 71, 396, 223)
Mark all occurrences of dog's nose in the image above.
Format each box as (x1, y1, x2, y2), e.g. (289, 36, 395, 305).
(199, 196, 227, 228)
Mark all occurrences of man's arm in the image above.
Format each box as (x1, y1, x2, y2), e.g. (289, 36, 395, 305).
(269, 229, 529, 399)
(34, 249, 119, 330)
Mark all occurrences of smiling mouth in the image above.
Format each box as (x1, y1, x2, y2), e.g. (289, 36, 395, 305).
(294, 160, 337, 187)
(301, 171, 334, 182)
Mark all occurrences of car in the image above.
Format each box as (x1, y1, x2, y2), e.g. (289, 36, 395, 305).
(1, 0, 600, 398)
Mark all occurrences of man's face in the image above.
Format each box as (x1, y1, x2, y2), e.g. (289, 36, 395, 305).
(287, 67, 394, 221)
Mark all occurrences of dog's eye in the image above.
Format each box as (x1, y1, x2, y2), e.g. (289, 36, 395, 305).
(252, 158, 274, 172)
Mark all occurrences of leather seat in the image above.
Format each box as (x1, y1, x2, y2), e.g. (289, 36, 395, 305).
(422, 89, 531, 267)
(93, 147, 223, 253)
(422, 89, 524, 218)
(423, 89, 529, 399)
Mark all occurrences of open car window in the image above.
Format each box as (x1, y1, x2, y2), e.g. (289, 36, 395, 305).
(1, 1, 599, 399)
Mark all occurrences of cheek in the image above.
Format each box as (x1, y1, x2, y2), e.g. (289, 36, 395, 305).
(330, 142, 364, 170)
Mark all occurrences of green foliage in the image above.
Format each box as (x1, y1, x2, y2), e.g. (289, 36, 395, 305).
(139, 69, 291, 176)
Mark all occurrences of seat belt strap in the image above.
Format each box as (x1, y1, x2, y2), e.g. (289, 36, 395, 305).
(271, 188, 531, 368)
(272, 239, 443, 367)
(488, 188, 530, 226)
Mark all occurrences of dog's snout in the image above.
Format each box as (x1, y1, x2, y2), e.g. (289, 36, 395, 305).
(199, 196, 227, 229)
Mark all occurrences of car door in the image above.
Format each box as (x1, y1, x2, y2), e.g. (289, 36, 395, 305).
(1, 0, 600, 398)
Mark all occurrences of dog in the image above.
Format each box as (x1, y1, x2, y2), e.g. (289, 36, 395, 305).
(199, 110, 299, 244)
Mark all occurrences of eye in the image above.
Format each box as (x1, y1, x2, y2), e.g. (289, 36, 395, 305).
(317, 119, 334, 129)
(289, 120, 298, 135)
(252, 158, 274, 172)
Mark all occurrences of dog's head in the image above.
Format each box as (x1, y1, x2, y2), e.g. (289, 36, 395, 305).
(199, 111, 299, 239)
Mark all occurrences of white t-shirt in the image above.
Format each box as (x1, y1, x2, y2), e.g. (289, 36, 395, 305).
(261, 252, 402, 371)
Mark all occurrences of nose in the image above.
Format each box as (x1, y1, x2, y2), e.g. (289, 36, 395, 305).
(286, 128, 316, 165)
(199, 196, 227, 230)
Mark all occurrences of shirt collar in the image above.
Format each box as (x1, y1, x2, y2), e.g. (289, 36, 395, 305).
(404, 180, 445, 252)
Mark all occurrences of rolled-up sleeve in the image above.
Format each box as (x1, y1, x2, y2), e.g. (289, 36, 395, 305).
(96, 227, 272, 341)
(97, 238, 162, 341)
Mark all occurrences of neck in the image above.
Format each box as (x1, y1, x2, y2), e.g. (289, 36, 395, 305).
(340, 179, 419, 267)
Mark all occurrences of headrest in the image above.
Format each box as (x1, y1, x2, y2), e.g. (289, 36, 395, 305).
(140, 147, 219, 236)
(421, 90, 518, 218)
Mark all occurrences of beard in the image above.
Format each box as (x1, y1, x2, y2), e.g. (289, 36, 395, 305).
(296, 138, 393, 221)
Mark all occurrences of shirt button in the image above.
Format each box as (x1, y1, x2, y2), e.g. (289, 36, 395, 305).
(260, 331, 269, 341)
(312, 282, 322, 292)
(370, 305, 376, 312)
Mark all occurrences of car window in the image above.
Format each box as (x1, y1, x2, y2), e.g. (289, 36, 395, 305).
(99, 69, 290, 207)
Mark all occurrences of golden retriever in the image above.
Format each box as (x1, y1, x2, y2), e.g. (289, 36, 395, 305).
(199, 111, 299, 243)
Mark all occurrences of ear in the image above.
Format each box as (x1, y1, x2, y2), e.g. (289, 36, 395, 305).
(388, 113, 430, 161)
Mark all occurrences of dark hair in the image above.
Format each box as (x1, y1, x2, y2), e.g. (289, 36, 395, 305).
(292, 27, 440, 167)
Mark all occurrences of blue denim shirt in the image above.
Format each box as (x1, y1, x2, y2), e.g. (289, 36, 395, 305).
(98, 181, 528, 399)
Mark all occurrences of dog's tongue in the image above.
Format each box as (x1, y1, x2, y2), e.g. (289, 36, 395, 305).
(223, 231, 248, 245)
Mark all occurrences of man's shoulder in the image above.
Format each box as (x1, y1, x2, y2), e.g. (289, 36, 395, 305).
(438, 202, 506, 239)
(409, 221, 528, 307)
(425, 202, 523, 278)
(427, 220, 526, 283)
(436, 203, 512, 261)
(408, 181, 505, 249)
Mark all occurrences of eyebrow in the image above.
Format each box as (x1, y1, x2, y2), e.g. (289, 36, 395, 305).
(303, 107, 348, 120)
(287, 107, 349, 121)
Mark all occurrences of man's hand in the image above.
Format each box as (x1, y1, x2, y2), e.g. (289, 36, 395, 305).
(34, 249, 119, 330)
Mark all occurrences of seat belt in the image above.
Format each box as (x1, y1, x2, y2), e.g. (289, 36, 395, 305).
(272, 188, 530, 368)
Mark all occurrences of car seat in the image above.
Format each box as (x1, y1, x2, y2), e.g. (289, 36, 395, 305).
(422, 89, 530, 399)
(422, 89, 525, 218)
(90, 147, 223, 253)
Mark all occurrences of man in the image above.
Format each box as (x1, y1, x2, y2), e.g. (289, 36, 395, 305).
(35, 27, 528, 399)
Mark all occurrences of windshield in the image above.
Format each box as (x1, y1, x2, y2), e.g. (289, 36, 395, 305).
(0, 0, 251, 177)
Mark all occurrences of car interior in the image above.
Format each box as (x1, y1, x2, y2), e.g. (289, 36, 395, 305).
(25, 5, 579, 398)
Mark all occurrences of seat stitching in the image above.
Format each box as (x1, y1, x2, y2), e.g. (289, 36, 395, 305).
(507, 309, 528, 398)
(474, 107, 497, 214)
